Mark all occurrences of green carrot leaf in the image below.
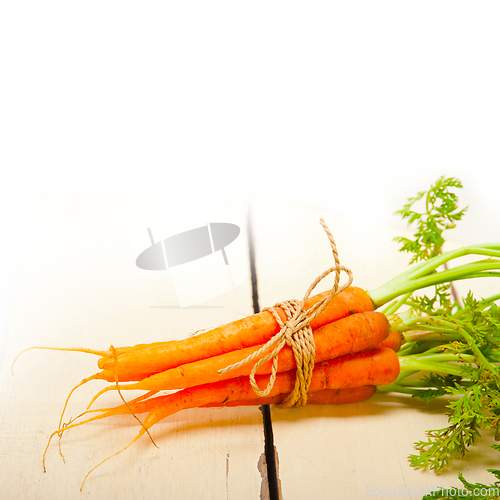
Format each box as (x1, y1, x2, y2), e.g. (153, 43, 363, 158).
(395, 175, 468, 264)
(393, 176, 468, 316)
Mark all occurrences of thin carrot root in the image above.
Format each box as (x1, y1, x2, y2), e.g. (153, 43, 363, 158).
(80, 389, 197, 490)
(80, 428, 148, 491)
(43, 412, 112, 472)
(43, 384, 160, 471)
(43, 397, 156, 472)
(11, 346, 107, 375)
(46, 391, 166, 467)
(83, 385, 369, 489)
(55, 407, 122, 464)
(57, 372, 104, 435)
(109, 345, 159, 450)
(57, 417, 79, 463)
(117, 390, 160, 407)
(41, 372, 104, 466)
(86, 386, 116, 410)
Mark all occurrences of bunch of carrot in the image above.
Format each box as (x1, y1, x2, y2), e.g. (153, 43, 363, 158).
(18, 230, 500, 489)
(24, 285, 402, 488)
(16, 177, 500, 493)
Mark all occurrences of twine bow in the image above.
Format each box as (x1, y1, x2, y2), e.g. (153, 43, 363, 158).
(218, 218, 353, 408)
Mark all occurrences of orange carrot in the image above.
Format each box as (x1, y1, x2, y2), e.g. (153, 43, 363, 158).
(49, 346, 398, 448)
(96, 286, 374, 382)
(46, 385, 377, 476)
(203, 385, 377, 407)
(28, 287, 376, 440)
(131, 346, 399, 437)
(65, 345, 399, 489)
(14, 286, 373, 388)
(89, 311, 389, 400)
(378, 330, 403, 352)
(54, 385, 378, 437)
(289, 385, 376, 405)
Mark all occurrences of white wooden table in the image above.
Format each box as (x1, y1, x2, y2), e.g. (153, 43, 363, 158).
(1, 187, 499, 500)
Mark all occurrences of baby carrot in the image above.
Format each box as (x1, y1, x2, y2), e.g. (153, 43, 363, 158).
(378, 330, 403, 352)
(128, 346, 399, 441)
(203, 385, 377, 407)
(24, 286, 375, 437)
(72, 345, 399, 489)
(89, 311, 389, 400)
(52, 385, 378, 441)
(13, 286, 373, 387)
(296, 385, 376, 405)
(47, 385, 378, 477)
(96, 286, 374, 381)
(49, 347, 397, 454)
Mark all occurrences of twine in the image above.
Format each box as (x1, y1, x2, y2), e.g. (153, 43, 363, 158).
(218, 218, 353, 408)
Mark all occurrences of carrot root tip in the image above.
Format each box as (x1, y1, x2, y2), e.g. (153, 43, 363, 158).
(80, 428, 147, 492)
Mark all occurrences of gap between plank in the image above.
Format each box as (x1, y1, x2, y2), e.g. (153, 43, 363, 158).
(247, 201, 281, 500)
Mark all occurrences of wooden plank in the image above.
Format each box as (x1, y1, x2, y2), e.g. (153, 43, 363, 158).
(250, 193, 500, 500)
(0, 186, 264, 499)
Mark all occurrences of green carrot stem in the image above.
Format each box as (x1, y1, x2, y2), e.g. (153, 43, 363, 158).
(482, 292, 500, 303)
(370, 263, 500, 307)
(396, 370, 419, 381)
(378, 245, 500, 288)
(379, 292, 413, 315)
(399, 357, 467, 377)
(405, 316, 500, 377)
(376, 384, 420, 395)
(454, 324, 500, 379)
(369, 244, 500, 307)
(402, 353, 475, 364)
(397, 341, 443, 357)
(402, 332, 464, 342)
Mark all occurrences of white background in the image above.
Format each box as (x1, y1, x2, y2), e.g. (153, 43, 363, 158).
(1, 1, 500, 362)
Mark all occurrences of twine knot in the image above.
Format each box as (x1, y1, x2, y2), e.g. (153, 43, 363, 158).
(218, 218, 353, 408)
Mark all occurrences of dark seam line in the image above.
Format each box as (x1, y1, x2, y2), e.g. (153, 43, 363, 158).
(247, 201, 281, 500)
(247, 199, 260, 315)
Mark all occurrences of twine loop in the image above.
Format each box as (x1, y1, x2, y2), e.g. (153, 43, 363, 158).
(218, 218, 353, 408)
